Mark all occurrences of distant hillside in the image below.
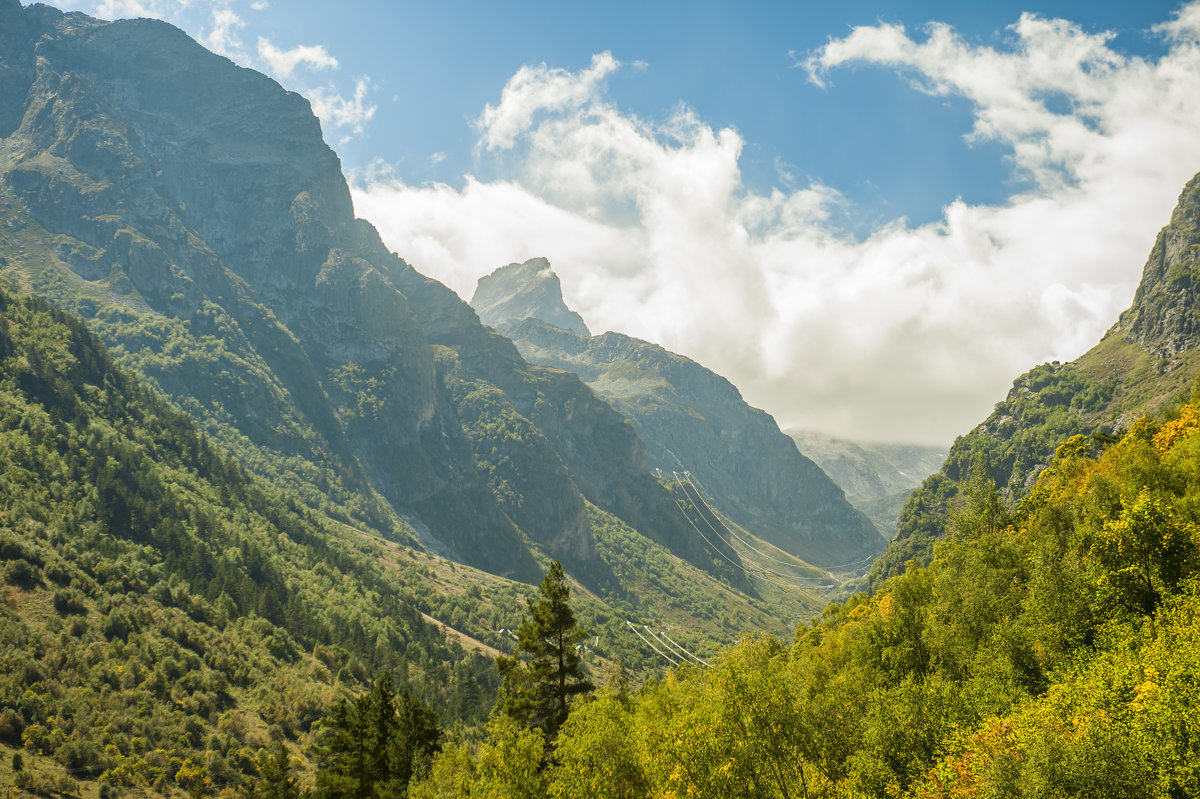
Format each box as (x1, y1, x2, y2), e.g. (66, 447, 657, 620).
(471, 258, 884, 570)
(789, 429, 946, 536)
(788, 430, 948, 501)
(875, 169, 1200, 587)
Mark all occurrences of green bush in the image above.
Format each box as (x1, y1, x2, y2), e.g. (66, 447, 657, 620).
(3, 558, 41, 588)
(53, 588, 88, 615)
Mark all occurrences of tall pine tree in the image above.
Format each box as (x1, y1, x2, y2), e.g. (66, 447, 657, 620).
(496, 561, 592, 739)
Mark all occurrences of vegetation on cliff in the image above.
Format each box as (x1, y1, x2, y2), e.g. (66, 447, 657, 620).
(878, 171, 1200, 588)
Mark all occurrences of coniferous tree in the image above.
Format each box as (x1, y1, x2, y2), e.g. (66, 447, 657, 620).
(243, 742, 303, 799)
(496, 561, 592, 739)
(315, 673, 442, 798)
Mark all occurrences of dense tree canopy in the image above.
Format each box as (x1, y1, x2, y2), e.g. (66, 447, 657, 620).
(407, 401, 1200, 798)
(313, 672, 442, 798)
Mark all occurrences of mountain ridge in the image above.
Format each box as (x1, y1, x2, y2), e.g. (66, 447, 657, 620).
(470, 257, 885, 570)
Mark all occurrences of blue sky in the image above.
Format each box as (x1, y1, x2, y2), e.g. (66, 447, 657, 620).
(41, 1, 1200, 444)
(119, 0, 1179, 227)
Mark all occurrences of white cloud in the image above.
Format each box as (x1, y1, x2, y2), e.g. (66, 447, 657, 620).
(257, 37, 339, 79)
(477, 52, 620, 151)
(308, 77, 377, 138)
(353, 6, 1200, 445)
(200, 7, 246, 60)
(93, 0, 190, 20)
(250, 0, 268, 9)
(1155, 3, 1200, 42)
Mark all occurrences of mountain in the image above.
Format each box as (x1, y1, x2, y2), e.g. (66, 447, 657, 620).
(875, 170, 1200, 585)
(0, 280, 808, 795)
(789, 429, 947, 536)
(0, 0, 777, 599)
(470, 258, 885, 570)
(788, 430, 948, 502)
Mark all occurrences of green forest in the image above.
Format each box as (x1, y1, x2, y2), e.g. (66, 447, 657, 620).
(0, 283, 784, 797)
(0, 286, 513, 796)
(391, 399, 1200, 798)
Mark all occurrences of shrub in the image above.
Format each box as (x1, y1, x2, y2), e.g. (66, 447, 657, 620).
(53, 588, 87, 615)
(4, 559, 41, 588)
(57, 738, 111, 778)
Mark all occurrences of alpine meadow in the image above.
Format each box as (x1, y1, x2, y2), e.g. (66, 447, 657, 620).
(3, 1, 1200, 797)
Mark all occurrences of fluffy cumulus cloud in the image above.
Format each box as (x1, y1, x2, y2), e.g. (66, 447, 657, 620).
(352, 10, 1200, 445)
(199, 7, 246, 60)
(477, 52, 621, 151)
(308, 77, 377, 141)
(256, 37, 338, 79)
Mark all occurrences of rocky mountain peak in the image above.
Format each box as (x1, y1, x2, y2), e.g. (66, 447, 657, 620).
(1116, 171, 1200, 357)
(471, 257, 591, 337)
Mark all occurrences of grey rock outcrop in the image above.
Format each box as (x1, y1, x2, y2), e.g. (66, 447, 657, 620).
(1117, 171, 1200, 358)
(474, 257, 591, 337)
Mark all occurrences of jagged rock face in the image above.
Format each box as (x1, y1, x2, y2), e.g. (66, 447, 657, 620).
(473, 262, 886, 567)
(0, 4, 758, 590)
(473, 257, 591, 337)
(0, 5, 595, 582)
(0, 0, 35, 138)
(1118, 172, 1200, 358)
